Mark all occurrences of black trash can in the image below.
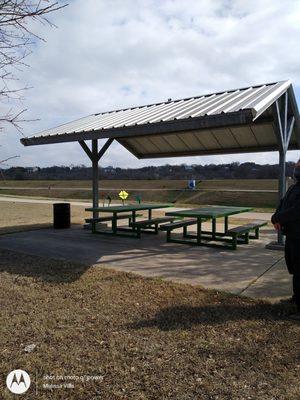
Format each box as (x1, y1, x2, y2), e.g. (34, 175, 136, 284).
(53, 203, 71, 229)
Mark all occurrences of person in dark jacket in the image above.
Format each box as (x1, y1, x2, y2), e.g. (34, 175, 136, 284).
(271, 161, 300, 321)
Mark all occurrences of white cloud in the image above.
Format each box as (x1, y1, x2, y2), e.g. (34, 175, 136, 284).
(1, 0, 300, 168)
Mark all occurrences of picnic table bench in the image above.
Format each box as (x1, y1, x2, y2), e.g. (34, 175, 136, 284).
(85, 214, 142, 232)
(85, 203, 173, 237)
(160, 218, 198, 242)
(131, 216, 177, 238)
(226, 220, 268, 249)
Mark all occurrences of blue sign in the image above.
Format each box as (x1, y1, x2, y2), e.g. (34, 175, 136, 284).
(188, 179, 196, 189)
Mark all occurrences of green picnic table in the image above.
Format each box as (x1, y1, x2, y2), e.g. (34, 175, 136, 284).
(165, 205, 253, 248)
(85, 203, 173, 237)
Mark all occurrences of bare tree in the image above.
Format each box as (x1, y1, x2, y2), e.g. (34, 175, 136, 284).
(0, 0, 67, 132)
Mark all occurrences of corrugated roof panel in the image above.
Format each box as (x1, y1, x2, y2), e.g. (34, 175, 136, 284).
(245, 81, 286, 110)
(26, 80, 292, 138)
(163, 134, 191, 151)
(175, 95, 217, 120)
(194, 130, 222, 149)
(201, 91, 242, 116)
(179, 132, 206, 150)
(160, 98, 202, 121)
(120, 101, 178, 127)
(22, 79, 300, 157)
(110, 102, 175, 128)
(191, 92, 231, 117)
(250, 124, 275, 146)
(147, 136, 175, 152)
(121, 138, 141, 154)
(211, 128, 240, 148)
(230, 126, 258, 147)
(134, 137, 162, 153)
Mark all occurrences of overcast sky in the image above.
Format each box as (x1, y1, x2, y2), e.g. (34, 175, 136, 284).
(1, 0, 300, 168)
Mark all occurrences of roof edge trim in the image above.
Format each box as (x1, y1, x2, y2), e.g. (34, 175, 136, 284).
(21, 110, 254, 146)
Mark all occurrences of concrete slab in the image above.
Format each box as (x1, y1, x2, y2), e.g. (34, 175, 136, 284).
(0, 224, 290, 301)
(241, 258, 292, 302)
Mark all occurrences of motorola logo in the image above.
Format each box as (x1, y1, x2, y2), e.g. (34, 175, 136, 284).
(6, 369, 31, 394)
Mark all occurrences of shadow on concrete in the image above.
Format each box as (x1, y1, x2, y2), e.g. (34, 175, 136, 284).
(0, 247, 90, 283)
(0, 225, 287, 298)
(128, 302, 292, 330)
(0, 223, 51, 235)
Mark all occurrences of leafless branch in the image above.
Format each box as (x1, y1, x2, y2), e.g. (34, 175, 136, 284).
(0, 155, 20, 164)
(0, 1, 68, 132)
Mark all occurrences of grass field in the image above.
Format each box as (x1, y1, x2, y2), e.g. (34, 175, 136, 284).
(1, 248, 299, 400)
(0, 179, 283, 208)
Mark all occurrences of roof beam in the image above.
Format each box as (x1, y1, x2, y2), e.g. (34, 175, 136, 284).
(79, 140, 93, 160)
(287, 85, 300, 147)
(134, 143, 299, 159)
(97, 138, 114, 161)
(20, 111, 256, 146)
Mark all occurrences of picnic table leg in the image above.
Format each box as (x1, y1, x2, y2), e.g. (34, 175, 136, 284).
(92, 220, 96, 234)
(132, 211, 136, 223)
(183, 225, 187, 237)
(131, 211, 137, 231)
(166, 230, 171, 242)
(232, 234, 237, 250)
(212, 218, 216, 240)
(197, 218, 202, 245)
(112, 212, 117, 234)
(244, 232, 250, 245)
(148, 209, 152, 220)
(255, 227, 259, 239)
(224, 216, 228, 233)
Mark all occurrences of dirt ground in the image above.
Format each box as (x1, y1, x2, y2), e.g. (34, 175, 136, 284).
(0, 248, 299, 400)
(0, 202, 87, 234)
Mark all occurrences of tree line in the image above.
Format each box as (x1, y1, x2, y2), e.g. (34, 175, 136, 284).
(0, 162, 297, 180)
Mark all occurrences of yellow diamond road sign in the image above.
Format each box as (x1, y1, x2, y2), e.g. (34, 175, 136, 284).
(119, 190, 129, 200)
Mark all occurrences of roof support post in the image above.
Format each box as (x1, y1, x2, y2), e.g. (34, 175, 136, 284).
(97, 138, 114, 161)
(79, 140, 93, 159)
(272, 92, 292, 246)
(277, 148, 286, 245)
(78, 138, 114, 220)
(92, 139, 99, 219)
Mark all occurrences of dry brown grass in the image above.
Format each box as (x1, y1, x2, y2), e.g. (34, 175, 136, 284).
(0, 179, 280, 208)
(0, 249, 299, 400)
(0, 179, 278, 190)
(0, 202, 87, 234)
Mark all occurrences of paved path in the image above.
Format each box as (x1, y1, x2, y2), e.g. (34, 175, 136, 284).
(0, 195, 91, 207)
(0, 224, 288, 302)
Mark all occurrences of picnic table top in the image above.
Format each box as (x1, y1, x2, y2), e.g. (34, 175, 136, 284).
(166, 205, 253, 219)
(85, 203, 173, 213)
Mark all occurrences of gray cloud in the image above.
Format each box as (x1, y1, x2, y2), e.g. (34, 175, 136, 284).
(1, 0, 300, 168)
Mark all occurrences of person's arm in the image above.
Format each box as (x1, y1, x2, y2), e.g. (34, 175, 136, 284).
(271, 199, 284, 224)
(271, 185, 295, 224)
(273, 194, 300, 224)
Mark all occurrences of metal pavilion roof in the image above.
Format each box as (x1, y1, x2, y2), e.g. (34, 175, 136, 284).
(21, 80, 300, 158)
